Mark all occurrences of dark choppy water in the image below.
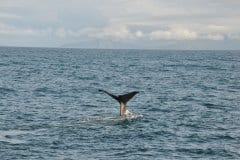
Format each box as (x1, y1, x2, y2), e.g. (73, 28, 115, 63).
(0, 47, 240, 159)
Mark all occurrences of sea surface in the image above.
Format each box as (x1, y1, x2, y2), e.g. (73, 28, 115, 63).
(0, 47, 240, 159)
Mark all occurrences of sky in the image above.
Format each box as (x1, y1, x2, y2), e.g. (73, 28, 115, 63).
(0, 0, 240, 49)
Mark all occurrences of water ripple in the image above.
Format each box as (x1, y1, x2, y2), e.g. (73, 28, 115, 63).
(0, 47, 240, 159)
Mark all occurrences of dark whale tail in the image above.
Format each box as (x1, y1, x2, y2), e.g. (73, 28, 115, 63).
(99, 89, 139, 104)
(98, 89, 139, 116)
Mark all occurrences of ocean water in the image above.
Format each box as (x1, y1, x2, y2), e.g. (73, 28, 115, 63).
(0, 47, 240, 159)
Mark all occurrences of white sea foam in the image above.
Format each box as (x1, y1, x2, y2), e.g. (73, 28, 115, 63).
(0, 130, 30, 144)
(79, 112, 143, 124)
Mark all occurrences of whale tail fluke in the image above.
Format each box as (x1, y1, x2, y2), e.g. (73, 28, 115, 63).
(99, 89, 139, 116)
(98, 89, 139, 104)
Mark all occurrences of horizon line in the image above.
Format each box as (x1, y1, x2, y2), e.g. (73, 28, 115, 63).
(0, 45, 240, 51)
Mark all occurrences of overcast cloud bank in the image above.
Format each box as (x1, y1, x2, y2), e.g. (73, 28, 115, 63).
(0, 0, 240, 49)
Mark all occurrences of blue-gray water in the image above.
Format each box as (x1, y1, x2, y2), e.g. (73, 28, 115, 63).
(0, 47, 240, 159)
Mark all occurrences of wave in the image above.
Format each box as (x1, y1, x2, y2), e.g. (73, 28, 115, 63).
(0, 87, 16, 95)
(0, 130, 29, 144)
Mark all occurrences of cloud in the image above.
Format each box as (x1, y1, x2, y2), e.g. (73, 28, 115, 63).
(0, 23, 51, 37)
(89, 25, 135, 40)
(0, 12, 22, 19)
(228, 33, 240, 40)
(54, 25, 135, 40)
(205, 34, 225, 41)
(135, 30, 144, 38)
(0, 0, 240, 49)
(149, 28, 198, 40)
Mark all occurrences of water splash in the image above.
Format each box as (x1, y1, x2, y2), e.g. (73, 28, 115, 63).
(79, 113, 143, 124)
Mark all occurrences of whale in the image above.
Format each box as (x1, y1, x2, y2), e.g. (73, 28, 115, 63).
(99, 90, 139, 116)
